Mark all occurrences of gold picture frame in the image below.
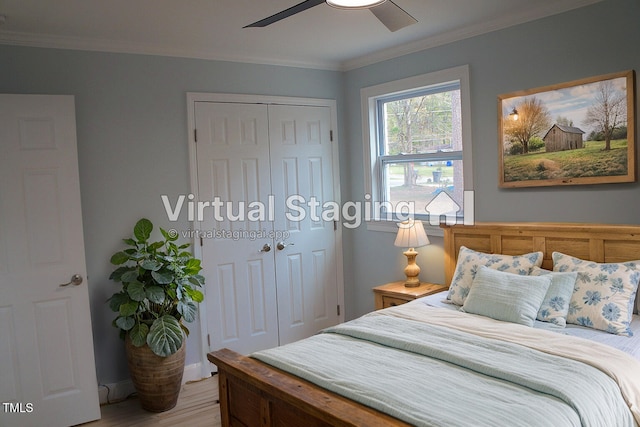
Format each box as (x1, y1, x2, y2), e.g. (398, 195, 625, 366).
(498, 70, 635, 188)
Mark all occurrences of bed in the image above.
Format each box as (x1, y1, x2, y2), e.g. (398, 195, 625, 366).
(207, 222, 640, 426)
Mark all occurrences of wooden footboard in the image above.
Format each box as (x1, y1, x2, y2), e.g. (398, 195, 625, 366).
(207, 349, 411, 427)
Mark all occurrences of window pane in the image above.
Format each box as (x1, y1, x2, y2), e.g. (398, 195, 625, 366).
(383, 160, 464, 218)
(381, 88, 462, 156)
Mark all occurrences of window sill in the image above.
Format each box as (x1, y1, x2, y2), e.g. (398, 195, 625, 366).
(365, 220, 445, 238)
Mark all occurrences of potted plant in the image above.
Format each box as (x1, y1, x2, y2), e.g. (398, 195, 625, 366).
(108, 218, 204, 412)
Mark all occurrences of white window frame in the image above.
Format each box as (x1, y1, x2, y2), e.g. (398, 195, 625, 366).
(361, 64, 473, 235)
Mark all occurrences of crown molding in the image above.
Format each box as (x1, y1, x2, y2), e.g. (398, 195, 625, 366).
(0, 29, 342, 71)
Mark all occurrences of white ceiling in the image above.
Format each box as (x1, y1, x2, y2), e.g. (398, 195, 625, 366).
(0, 0, 603, 71)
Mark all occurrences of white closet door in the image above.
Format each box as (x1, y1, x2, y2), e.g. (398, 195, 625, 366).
(195, 102, 280, 356)
(194, 99, 341, 357)
(269, 104, 340, 345)
(0, 94, 100, 427)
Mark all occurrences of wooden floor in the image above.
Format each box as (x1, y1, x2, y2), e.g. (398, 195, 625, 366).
(80, 375, 221, 427)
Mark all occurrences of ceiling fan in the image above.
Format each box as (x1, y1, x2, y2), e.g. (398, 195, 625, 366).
(244, 0, 417, 32)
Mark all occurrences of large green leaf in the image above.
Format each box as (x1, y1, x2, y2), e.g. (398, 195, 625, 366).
(109, 266, 133, 282)
(115, 316, 135, 331)
(129, 323, 149, 347)
(119, 300, 139, 317)
(134, 218, 153, 242)
(127, 281, 146, 302)
(141, 260, 162, 271)
(120, 269, 140, 283)
(184, 287, 204, 303)
(151, 269, 174, 284)
(108, 292, 130, 312)
(147, 315, 183, 357)
(188, 274, 205, 287)
(148, 241, 164, 251)
(184, 258, 202, 275)
(110, 251, 130, 265)
(177, 301, 198, 323)
(146, 286, 165, 304)
(122, 238, 137, 246)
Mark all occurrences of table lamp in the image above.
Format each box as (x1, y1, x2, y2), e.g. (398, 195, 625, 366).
(394, 219, 430, 287)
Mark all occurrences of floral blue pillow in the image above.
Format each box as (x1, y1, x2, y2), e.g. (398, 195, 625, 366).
(529, 267, 577, 327)
(552, 252, 640, 336)
(446, 246, 544, 306)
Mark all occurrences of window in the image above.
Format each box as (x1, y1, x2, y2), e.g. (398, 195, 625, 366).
(362, 65, 473, 229)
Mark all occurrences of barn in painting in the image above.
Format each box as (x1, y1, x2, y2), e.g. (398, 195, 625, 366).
(543, 124, 585, 152)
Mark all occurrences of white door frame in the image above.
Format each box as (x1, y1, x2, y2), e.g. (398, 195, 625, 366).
(186, 93, 344, 377)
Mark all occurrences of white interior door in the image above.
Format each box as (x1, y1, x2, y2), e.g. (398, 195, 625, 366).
(0, 95, 100, 427)
(269, 104, 340, 345)
(195, 102, 280, 356)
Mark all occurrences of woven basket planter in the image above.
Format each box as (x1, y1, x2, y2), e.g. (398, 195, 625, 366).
(125, 336, 186, 412)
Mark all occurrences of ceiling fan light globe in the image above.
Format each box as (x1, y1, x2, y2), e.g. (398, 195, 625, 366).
(326, 0, 387, 10)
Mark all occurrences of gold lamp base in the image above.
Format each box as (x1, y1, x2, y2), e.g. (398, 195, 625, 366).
(403, 248, 421, 287)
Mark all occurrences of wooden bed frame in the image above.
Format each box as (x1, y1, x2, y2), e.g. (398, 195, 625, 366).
(208, 222, 640, 427)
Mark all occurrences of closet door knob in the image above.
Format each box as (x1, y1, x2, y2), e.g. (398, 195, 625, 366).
(60, 274, 83, 287)
(276, 241, 294, 251)
(260, 243, 272, 253)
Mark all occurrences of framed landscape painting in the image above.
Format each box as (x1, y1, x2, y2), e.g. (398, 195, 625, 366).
(498, 70, 636, 188)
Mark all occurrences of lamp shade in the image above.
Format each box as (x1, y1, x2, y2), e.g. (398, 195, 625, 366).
(394, 219, 430, 249)
(326, 0, 387, 9)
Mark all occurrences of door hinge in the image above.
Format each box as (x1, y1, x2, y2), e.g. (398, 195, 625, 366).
(333, 220, 338, 231)
(330, 130, 333, 142)
(200, 236, 203, 246)
(207, 334, 211, 347)
(194, 129, 198, 142)
(337, 305, 341, 316)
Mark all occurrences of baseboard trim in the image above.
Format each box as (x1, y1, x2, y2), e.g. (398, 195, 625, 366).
(98, 379, 136, 405)
(183, 362, 210, 383)
(98, 362, 210, 405)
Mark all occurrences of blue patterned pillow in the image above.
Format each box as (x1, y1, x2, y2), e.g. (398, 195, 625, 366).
(446, 246, 544, 306)
(552, 252, 640, 336)
(461, 266, 552, 327)
(530, 267, 577, 327)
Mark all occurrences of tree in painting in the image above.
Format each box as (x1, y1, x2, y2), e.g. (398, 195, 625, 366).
(582, 80, 627, 151)
(503, 97, 551, 154)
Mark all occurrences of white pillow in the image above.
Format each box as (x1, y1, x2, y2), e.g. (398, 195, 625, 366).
(552, 252, 640, 336)
(461, 266, 552, 327)
(446, 246, 544, 306)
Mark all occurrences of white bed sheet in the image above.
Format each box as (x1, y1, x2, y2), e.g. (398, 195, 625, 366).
(413, 291, 640, 361)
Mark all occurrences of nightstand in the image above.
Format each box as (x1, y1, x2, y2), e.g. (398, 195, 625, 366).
(373, 281, 448, 310)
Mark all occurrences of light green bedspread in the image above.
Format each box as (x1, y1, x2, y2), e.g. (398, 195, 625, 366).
(252, 306, 638, 427)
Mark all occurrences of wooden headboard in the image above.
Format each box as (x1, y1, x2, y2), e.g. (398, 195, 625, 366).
(441, 222, 640, 286)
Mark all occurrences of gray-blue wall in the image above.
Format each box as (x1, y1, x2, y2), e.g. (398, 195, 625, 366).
(0, 48, 343, 384)
(1, 0, 637, 387)
(342, 0, 640, 320)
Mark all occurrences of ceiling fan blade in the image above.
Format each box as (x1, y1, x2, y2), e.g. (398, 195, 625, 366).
(244, 0, 326, 28)
(370, 0, 417, 32)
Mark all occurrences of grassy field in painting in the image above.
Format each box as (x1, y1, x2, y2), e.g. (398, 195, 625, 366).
(503, 139, 628, 182)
